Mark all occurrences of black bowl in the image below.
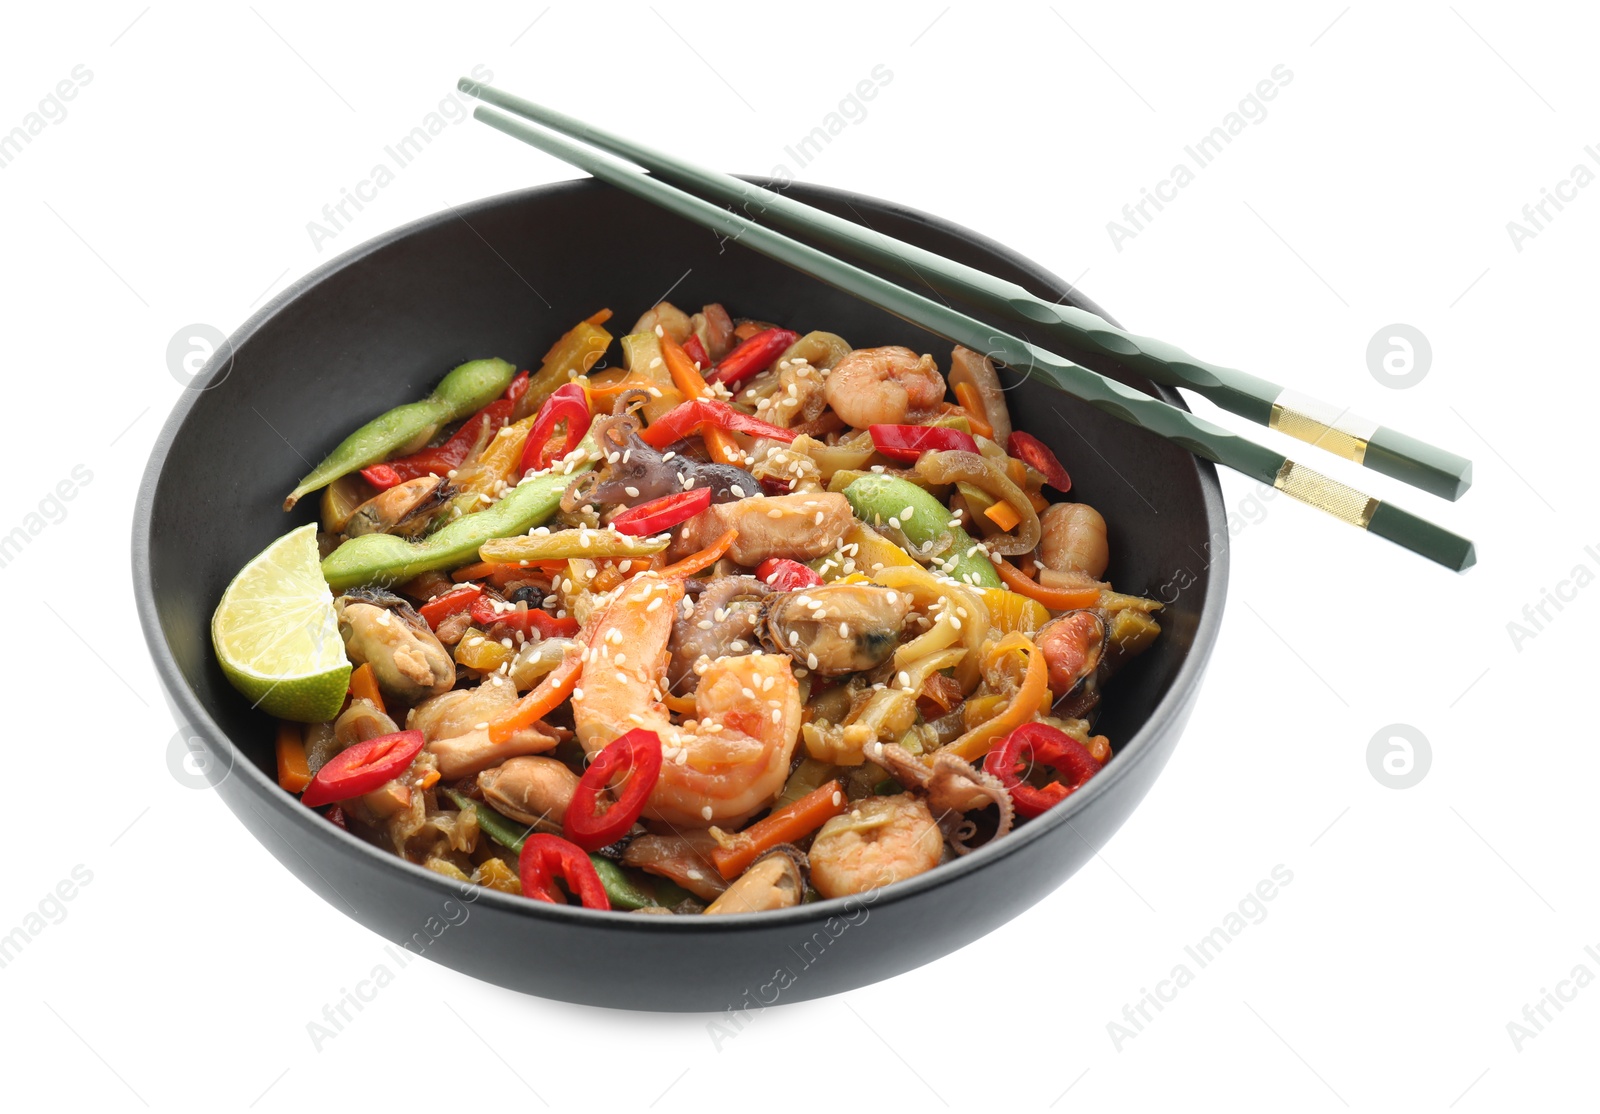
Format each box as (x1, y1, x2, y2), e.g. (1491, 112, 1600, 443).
(133, 179, 1226, 1011)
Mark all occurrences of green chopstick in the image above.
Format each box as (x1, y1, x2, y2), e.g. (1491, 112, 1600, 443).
(463, 97, 1474, 572)
(458, 79, 1472, 504)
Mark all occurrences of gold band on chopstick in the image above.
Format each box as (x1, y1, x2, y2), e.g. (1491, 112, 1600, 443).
(1268, 389, 1377, 465)
(1273, 460, 1379, 529)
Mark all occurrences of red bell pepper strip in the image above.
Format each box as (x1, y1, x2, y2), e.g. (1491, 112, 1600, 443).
(469, 598, 582, 639)
(419, 584, 484, 629)
(608, 488, 711, 536)
(301, 730, 426, 807)
(518, 833, 612, 910)
(1007, 431, 1072, 492)
(755, 557, 823, 591)
(359, 463, 404, 491)
(637, 398, 796, 449)
(983, 722, 1103, 818)
(360, 371, 531, 487)
(563, 728, 663, 851)
(681, 333, 710, 369)
(519, 382, 593, 475)
(707, 328, 799, 386)
(869, 423, 980, 463)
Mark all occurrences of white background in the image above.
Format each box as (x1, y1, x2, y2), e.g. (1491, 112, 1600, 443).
(1, 3, 1593, 1109)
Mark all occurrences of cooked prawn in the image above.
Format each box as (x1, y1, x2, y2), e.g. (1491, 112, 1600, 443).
(570, 571, 803, 828)
(822, 346, 944, 429)
(808, 794, 943, 899)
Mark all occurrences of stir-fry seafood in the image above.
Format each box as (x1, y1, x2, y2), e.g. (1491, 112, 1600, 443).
(220, 302, 1163, 914)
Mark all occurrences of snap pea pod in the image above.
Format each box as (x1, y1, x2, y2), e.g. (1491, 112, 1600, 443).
(842, 474, 1002, 589)
(479, 528, 670, 564)
(444, 790, 659, 910)
(321, 445, 596, 590)
(284, 358, 517, 510)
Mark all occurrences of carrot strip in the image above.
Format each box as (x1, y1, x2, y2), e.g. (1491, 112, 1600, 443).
(450, 560, 536, 583)
(711, 780, 848, 879)
(984, 499, 1023, 532)
(994, 557, 1102, 611)
(419, 769, 441, 790)
(940, 635, 1048, 762)
(659, 332, 744, 466)
(658, 528, 737, 578)
(487, 650, 582, 744)
(349, 662, 385, 716)
(951, 383, 995, 439)
(585, 308, 613, 326)
(275, 721, 312, 794)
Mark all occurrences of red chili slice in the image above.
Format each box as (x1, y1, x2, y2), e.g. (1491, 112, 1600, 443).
(609, 487, 712, 536)
(564, 728, 663, 851)
(359, 463, 403, 490)
(521, 382, 593, 475)
(682, 333, 710, 369)
(706, 327, 800, 386)
(419, 584, 484, 629)
(518, 834, 612, 910)
(755, 557, 823, 591)
(983, 722, 1103, 818)
(1007, 431, 1072, 492)
(869, 424, 980, 463)
(636, 398, 797, 449)
(300, 730, 426, 807)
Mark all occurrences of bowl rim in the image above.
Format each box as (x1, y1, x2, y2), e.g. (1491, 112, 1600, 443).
(133, 176, 1227, 934)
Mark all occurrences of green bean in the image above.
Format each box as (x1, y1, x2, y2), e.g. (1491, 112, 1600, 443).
(284, 358, 517, 510)
(480, 528, 669, 564)
(842, 474, 1002, 589)
(321, 446, 595, 590)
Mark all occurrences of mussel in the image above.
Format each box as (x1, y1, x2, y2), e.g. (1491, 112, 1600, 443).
(760, 584, 912, 675)
(336, 589, 455, 704)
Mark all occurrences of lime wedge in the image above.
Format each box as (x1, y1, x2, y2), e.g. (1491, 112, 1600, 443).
(212, 523, 351, 723)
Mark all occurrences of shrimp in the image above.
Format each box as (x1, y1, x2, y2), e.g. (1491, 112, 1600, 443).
(822, 346, 944, 429)
(570, 571, 803, 828)
(808, 794, 943, 899)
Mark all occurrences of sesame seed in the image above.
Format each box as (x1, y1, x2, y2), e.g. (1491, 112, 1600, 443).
(789, 631, 800, 646)
(615, 671, 628, 684)
(573, 687, 584, 699)
(474, 721, 489, 730)
(838, 621, 849, 638)
(807, 653, 818, 669)
(700, 805, 713, 820)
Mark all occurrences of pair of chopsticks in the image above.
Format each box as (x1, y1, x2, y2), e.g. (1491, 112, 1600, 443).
(457, 78, 1475, 572)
